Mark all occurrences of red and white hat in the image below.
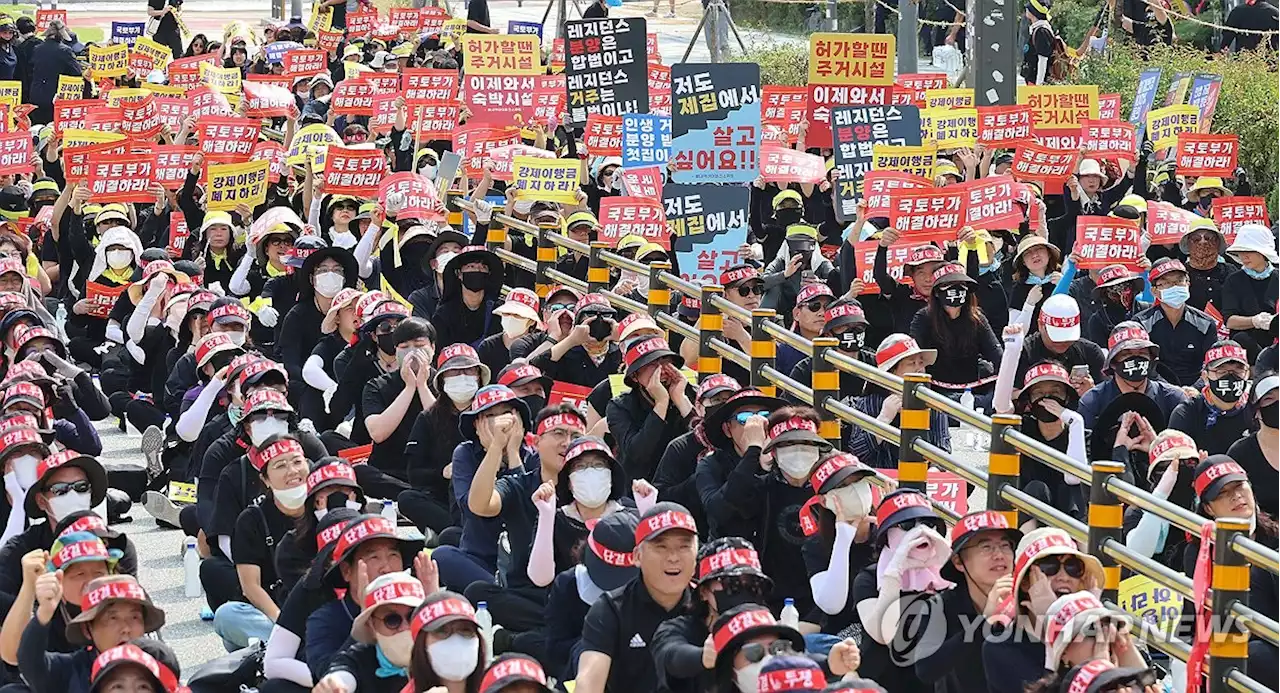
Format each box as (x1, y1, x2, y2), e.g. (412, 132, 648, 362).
(809, 451, 874, 495)
(306, 461, 359, 497)
(351, 571, 426, 643)
(195, 332, 239, 369)
(248, 437, 304, 472)
(90, 643, 180, 693)
(875, 333, 937, 371)
(720, 265, 760, 287)
(1044, 592, 1119, 669)
(410, 592, 478, 640)
(1105, 322, 1158, 366)
(762, 415, 830, 454)
(1039, 295, 1081, 343)
(1204, 341, 1248, 369)
(1018, 362, 1072, 395)
(796, 283, 834, 304)
(1095, 264, 1140, 290)
(904, 245, 944, 268)
(1148, 430, 1198, 466)
(1011, 528, 1103, 603)
(494, 288, 542, 325)
(207, 303, 251, 327)
(1148, 258, 1188, 284)
(618, 312, 660, 341)
(480, 654, 552, 693)
(321, 288, 364, 335)
(635, 503, 698, 544)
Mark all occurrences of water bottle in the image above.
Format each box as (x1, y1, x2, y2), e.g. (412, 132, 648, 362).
(958, 389, 976, 450)
(780, 598, 799, 629)
(54, 303, 67, 333)
(959, 388, 975, 412)
(476, 601, 495, 664)
(183, 537, 201, 598)
(381, 499, 396, 523)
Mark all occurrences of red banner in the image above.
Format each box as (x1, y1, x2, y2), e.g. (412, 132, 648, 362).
(762, 85, 808, 126)
(870, 469, 969, 516)
(599, 196, 670, 249)
(63, 140, 129, 183)
(1211, 197, 1270, 245)
(197, 116, 260, 164)
(1175, 134, 1238, 177)
(120, 93, 163, 140)
(620, 166, 663, 199)
(338, 443, 373, 466)
(977, 105, 1033, 147)
(389, 7, 421, 33)
(85, 281, 129, 318)
(155, 96, 190, 133)
(242, 81, 296, 119)
(34, 9, 66, 34)
(486, 144, 552, 182)
(323, 146, 386, 197)
(188, 86, 231, 119)
(548, 381, 592, 413)
(453, 125, 521, 174)
(154, 144, 196, 190)
(806, 83, 892, 145)
(760, 145, 826, 184)
(462, 74, 536, 127)
(956, 175, 1021, 230)
(332, 79, 377, 116)
(401, 69, 458, 103)
(85, 106, 123, 134)
(87, 153, 156, 204)
(410, 101, 460, 140)
(892, 73, 947, 105)
(167, 212, 190, 259)
(53, 99, 97, 134)
(1010, 142, 1079, 190)
(647, 65, 671, 115)
(1146, 200, 1196, 246)
(1098, 93, 1121, 121)
(862, 170, 934, 218)
(283, 49, 327, 78)
(0, 131, 30, 176)
(378, 172, 444, 221)
(420, 6, 449, 35)
(1080, 119, 1136, 163)
(584, 114, 624, 157)
(251, 141, 287, 183)
(888, 187, 964, 243)
(852, 240, 917, 295)
(346, 8, 377, 37)
(369, 92, 399, 135)
(1032, 127, 1083, 152)
(1074, 216, 1142, 269)
(317, 28, 343, 52)
(531, 75, 567, 125)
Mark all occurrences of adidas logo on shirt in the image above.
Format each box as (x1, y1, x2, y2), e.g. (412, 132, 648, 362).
(628, 634, 646, 648)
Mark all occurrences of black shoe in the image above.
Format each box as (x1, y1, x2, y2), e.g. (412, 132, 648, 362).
(106, 489, 132, 524)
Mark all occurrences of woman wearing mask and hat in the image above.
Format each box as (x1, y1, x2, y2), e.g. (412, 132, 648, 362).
(1123, 430, 1200, 566)
(64, 223, 141, 368)
(476, 288, 543, 377)
(325, 298, 410, 450)
(1182, 176, 1232, 216)
(274, 459, 366, 595)
(1083, 265, 1150, 348)
(404, 228, 470, 321)
(910, 262, 1003, 406)
(277, 239, 359, 388)
(230, 212, 301, 321)
(654, 375, 741, 532)
(191, 211, 245, 295)
(705, 603, 812, 693)
(116, 264, 192, 435)
(302, 288, 364, 429)
(1168, 341, 1254, 454)
(434, 245, 504, 349)
(0, 423, 52, 543)
(1221, 223, 1278, 362)
(402, 591, 490, 692)
(1039, 592, 1146, 676)
(803, 452, 878, 632)
(788, 300, 874, 402)
(313, 572, 428, 693)
(754, 188, 807, 265)
(1229, 374, 1279, 517)
(982, 527, 1105, 693)
(607, 335, 693, 479)
(848, 335, 952, 468)
(762, 224, 835, 318)
(1077, 321, 1188, 430)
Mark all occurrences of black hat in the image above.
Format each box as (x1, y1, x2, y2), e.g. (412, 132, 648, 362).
(1087, 391, 1168, 464)
(90, 640, 182, 693)
(555, 436, 626, 506)
(495, 363, 552, 395)
(303, 507, 362, 590)
(323, 514, 424, 587)
(695, 536, 771, 587)
(459, 385, 531, 443)
(622, 335, 682, 382)
(702, 388, 785, 451)
(297, 243, 359, 298)
(425, 229, 469, 264)
(1057, 660, 1155, 693)
(1193, 454, 1251, 508)
(873, 488, 942, 543)
(582, 511, 640, 591)
(710, 603, 804, 669)
(479, 654, 554, 693)
(0, 186, 27, 218)
(442, 245, 504, 297)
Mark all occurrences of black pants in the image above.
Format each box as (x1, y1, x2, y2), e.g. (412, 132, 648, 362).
(464, 581, 547, 659)
(256, 680, 309, 693)
(67, 336, 105, 370)
(200, 555, 244, 611)
(126, 398, 166, 433)
(398, 488, 454, 534)
(351, 465, 412, 503)
(180, 504, 201, 537)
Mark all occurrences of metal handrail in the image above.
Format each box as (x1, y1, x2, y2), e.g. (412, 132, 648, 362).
(1233, 536, 1280, 576)
(759, 365, 814, 404)
(709, 337, 750, 369)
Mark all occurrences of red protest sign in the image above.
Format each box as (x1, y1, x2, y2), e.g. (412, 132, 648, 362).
(128, 52, 156, 81)
(599, 196, 670, 249)
(647, 65, 671, 115)
(531, 75, 566, 125)
(1074, 216, 1142, 269)
(167, 64, 201, 90)
(153, 144, 196, 190)
(584, 114, 624, 157)
(167, 212, 190, 259)
(389, 7, 421, 34)
(1211, 197, 1270, 245)
(548, 381, 592, 412)
(337, 444, 373, 466)
(762, 103, 805, 146)
(0, 131, 30, 176)
(34, 9, 66, 34)
(245, 75, 293, 92)
(410, 101, 460, 140)
(85, 281, 129, 318)
(462, 74, 536, 127)
(188, 86, 232, 119)
(347, 8, 377, 37)
(1033, 127, 1082, 152)
(1098, 93, 1121, 121)
(762, 85, 808, 126)
(120, 93, 163, 140)
(1146, 200, 1196, 246)
(316, 28, 343, 52)
(1080, 119, 1136, 163)
(323, 146, 386, 197)
(956, 175, 1021, 230)
(53, 99, 97, 134)
(486, 144, 552, 182)
(251, 141, 287, 183)
(197, 116, 260, 164)
(851, 240, 917, 295)
(364, 73, 399, 94)
(87, 153, 156, 204)
(869, 469, 969, 516)
(806, 83, 892, 145)
(369, 92, 399, 135)
(1010, 141, 1079, 190)
(63, 140, 129, 183)
(283, 49, 327, 78)
(892, 73, 947, 105)
(646, 32, 659, 61)
(453, 124, 521, 174)
(332, 79, 377, 116)
(976, 105, 1033, 147)
(888, 187, 964, 243)
(1175, 134, 1238, 177)
(378, 172, 445, 221)
(154, 96, 190, 133)
(242, 81, 296, 119)
(402, 69, 458, 103)
(85, 106, 123, 134)
(620, 166, 663, 199)
(862, 170, 934, 218)
(760, 145, 826, 184)
(419, 6, 449, 35)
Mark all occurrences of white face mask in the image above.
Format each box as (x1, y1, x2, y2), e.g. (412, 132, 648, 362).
(314, 272, 345, 298)
(569, 467, 612, 508)
(513, 199, 534, 215)
(434, 251, 457, 275)
(774, 445, 821, 480)
(428, 633, 480, 681)
(734, 656, 772, 693)
(330, 231, 357, 249)
(314, 498, 363, 521)
(824, 479, 874, 519)
(500, 316, 530, 339)
(274, 484, 307, 510)
(226, 331, 247, 347)
(9, 453, 40, 490)
(419, 164, 437, 179)
(442, 374, 479, 404)
(248, 417, 290, 447)
(106, 249, 133, 270)
(377, 631, 415, 668)
(46, 490, 92, 521)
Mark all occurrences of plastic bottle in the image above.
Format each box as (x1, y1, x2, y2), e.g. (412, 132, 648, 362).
(959, 388, 975, 411)
(183, 537, 201, 598)
(381, 499, 396, 523)
(780, 598, 799, 629)
(958, 389, 976, 449)
(476, 601, 495, 664)
(54, 303, 67, 333)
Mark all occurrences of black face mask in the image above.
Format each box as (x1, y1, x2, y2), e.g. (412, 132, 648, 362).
(939, 286, 969, 307)
(1030, 396, 1066, 423)
(1262, 401, 1279, 428)
(1116, 356, 1152, 383)
(376, 333, 397, 355)
(325, 490, 355, 510)
(519, 394, 547, 417)
(460, 271, 489, 292)
(1209, 374, 1247, 404)
(837, 330, 865, 352)
(775, 208, 803, 225)
(587, 316, 613, 342)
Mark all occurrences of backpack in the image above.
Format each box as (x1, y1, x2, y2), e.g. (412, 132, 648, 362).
(1022, 21, 1073, 83)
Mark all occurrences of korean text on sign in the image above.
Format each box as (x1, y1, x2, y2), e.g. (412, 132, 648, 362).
(621, 114, 671, 168)
(1146, 201, 1196, 246)
(1080, 120, 1137, 163)
(564, 17, 648, 127)
(808, 33, 894, 85)
(1010, 142, 1079, 190)
(760, 146, 826, 185)
(1017, 85, 1098, 129)
(888, 187, 963, 243)
(88, 154, 156, 204)
(324, 146, 386, 198)
(1146, 104, 1200, 150)
(861, 170, 932, 218)
(512, 157, 581, 204)
(1211, 197, 1270, 245)
(670, 62, 760, 185)
(1174, 134, 1238, 177)
(1074, 216, 1142, 269)
(830, 104, 922, 220)
(956, 175, 1021, 230)
(872, 143, 937, 180)
(599, 196, 670, 249)
(461, 35, 541, 75)
(205, 159, 271, 212)
(976, 105, 1033, 147)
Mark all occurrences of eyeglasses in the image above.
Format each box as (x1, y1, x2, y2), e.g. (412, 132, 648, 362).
(374, 321, 400, 335)
(801, 299, 830, 313)
(965, 540, 1015, 557)
(266, 237, 293, 247)
(374, 609, 411, 633)
(733, 410, 770, 424)
(547, 302, 576, 313)
(739, 639, 798, 664)
(47, 480, 92, 496)
(735, 283, 765, 297)
(1036, 555, 1086, 578)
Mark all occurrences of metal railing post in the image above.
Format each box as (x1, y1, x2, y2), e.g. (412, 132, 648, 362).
(697, 285, 724, 380)
(1210, 517, 1252, 693)
(485, 217, 507, 254)
(586, 241, 610, 294)
(812, 337, 841, 447)
(1088, 461, 1126, 604)
(534, 225, 555, 298)
(750, 309, 777, 397)
(897, 373, 931, 492)
(648, 261, 672, 321)
(987, 413, 1022, 527)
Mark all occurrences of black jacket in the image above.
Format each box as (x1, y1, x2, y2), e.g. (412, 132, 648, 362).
(28, 38, 81, 110)
(605, 386, 693, 480)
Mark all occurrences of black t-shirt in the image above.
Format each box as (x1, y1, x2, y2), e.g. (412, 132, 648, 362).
(850, 565, 932, 693)
(580, 580, 691, 693)
(148, 0, 180, 37)
(913, 586, 1002, 693)
(213, 456, 264, 539)
(1187, 262, 1229, 312)
(466, 0, 490, 31)
(531, 343, 623, 389)
(1168, 395, 1254, 456)
(362, 371, 425, 479)
(233, 497, 299, 604)
(495, 468, 544, 588)
(1229, 433, 1278, 518)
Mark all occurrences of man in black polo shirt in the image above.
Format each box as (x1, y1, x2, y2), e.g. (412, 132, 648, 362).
(362, 318, 435, 481)
(576, 502, 697, 693)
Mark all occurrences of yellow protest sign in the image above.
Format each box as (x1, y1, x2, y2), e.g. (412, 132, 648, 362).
(105, 88, 149, 107)
(924, 88, 974, 110)
(1146, 104, 1200, 151)
(133, 36, 173, 70)
(286, 122, 339, 165)
(460, 35, 541, 75)
(1118, 575, 1183, 638)
(926, 108, 978, 149)
(56, 75, 83, 102)
(89, 43, 129, 78)
(808, 33, 894, 86)
(873, 143, 938, 179)
(62, 129, 127, 150)
(343, 61, 371, 81)
(206, 159, 271, 211)
(167, 481, 198, 504)
(1017, 84, 1098, 129)
(308, 3, 333, 34)
(200, 62, 242, 95)
(143, 83, 186, 97)
(513, 156, 580, 204)
(0, 81, 21, 110)
(440, 19, 466, 44)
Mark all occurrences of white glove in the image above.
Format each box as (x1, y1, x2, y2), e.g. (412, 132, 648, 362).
(298, 418, 316, 435)
(473, 198, 494, 224)
(257, 305, 279, 327)
(322, 386, 337, 414)
(1253, 312, 1274, 330)
(207, 281, 226, 296)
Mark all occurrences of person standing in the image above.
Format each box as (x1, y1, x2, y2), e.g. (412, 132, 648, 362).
(146, 0, 184, 59)
(26, 20, 80, 126)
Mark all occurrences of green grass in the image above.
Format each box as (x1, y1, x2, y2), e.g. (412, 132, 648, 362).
(0, 5, 106, 43)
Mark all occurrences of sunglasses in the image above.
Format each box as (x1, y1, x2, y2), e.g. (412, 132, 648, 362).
(375, 610, 410, 633)
(1036, 555, 1086, 578)
(1097, 670, 1159, 693)
(548, 302, 576, 312)
(47, 480, 92, 496)
(739, 639, 798, 664)
(801, 299, 829, 313)
(735, 283, 765, 297)
(733, 410, 770, 424)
